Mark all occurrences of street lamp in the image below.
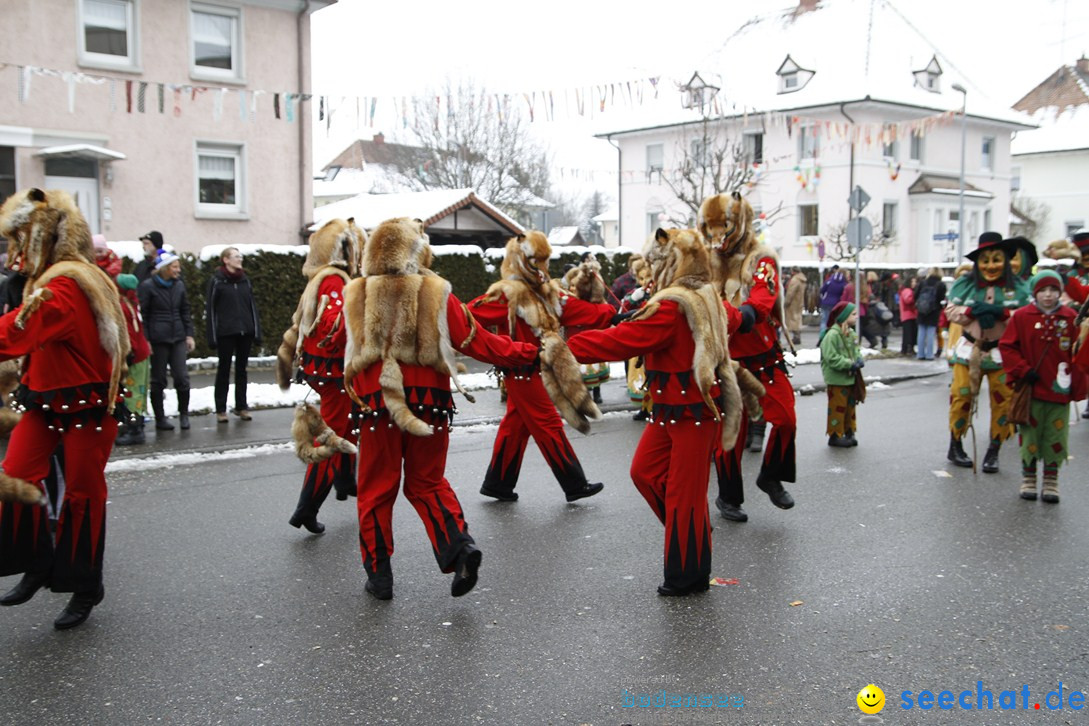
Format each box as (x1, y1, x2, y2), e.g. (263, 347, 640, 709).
(952, 83, 967, 260)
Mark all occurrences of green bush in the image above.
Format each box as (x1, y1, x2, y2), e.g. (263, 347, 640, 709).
(430, 251, 495, 302)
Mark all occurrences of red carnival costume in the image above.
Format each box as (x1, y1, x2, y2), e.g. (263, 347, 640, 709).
(276, 218, 366, 534)
(569, 228, 747, 595)
(698, 193, 797, 522)
(343, 218, 538, 600)
(0, 188, 130, 629)
(470, 232, 614, 502)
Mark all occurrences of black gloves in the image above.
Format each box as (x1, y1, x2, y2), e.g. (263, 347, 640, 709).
(611, 309, 638, 326)
(738, 304, 756, 334)
(849, 357, 865, 373)
(1021, 370, 1040, 385)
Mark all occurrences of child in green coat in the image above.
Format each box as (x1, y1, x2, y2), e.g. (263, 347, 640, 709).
(820, 301, 863, 447)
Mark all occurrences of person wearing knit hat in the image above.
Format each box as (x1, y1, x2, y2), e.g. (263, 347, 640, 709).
(137, 249, 194, 431)
(1071, 231, 1089, 289)
(819, 301, 864, 447)
(999, 269, 1087, 503)
(944, 232, 1031, 472)
(114, 273, 152, 446)
(134, 231, 164, 282)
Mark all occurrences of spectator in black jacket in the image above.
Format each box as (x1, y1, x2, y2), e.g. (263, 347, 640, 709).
(138, 251, 194, 431)
(206, 247, 261, 422)
(134, 231, 163, 282)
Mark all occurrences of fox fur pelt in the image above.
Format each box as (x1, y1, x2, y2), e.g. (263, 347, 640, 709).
(0, 471, 45, 505)
(1043, 239, 1082, 262)
(342, 218, 477, 437)
(291, 402, 358, 463)
(0, 359, 21, 437)
(477, 233, 601, 434)
(561, 258, 606, 303)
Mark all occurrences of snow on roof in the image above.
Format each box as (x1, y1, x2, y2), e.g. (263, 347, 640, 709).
(313, 168, 374, 199)
(547, 226, 584, 246)
(600, 0, 1031, 136)
(1011, 105, 1089, 155)
(311, 188, 523, 233)
(591, 207, 618, 223)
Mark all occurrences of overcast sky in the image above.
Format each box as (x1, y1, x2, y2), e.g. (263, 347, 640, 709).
(310, 0, 1089, 194)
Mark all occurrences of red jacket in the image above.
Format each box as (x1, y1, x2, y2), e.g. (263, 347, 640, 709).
(0, 276, 116, 412)
(469, 290, 614, 346)
(999, 303, 1087, 404)
(568, 299, 741, 421)
(731, 254, 782, 359)
(302, 274, 348, 380)
(121, 290, 151, 363)
(1066, 276, 1088, 305)
(350, 294, 537, 414)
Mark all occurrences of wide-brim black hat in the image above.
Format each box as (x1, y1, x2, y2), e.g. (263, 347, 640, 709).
(1003, 235, 1038, 269)
(965, 231, 1006, 261)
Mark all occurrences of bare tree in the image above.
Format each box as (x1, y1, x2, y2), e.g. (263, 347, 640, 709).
(821, 213, 898, 262)
(383, 81, 552, 225)
(581, 190, 611, 243)
(1010, 194, 1051, 239)
(657, 116, 782, 228)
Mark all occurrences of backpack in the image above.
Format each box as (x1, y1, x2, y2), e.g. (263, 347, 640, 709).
(916, 283, 939, 316)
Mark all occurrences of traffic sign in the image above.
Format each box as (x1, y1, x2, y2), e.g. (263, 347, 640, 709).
(846, 217, 873, 250)
(848, 185, 871, 213)
(932, 232, 959, 241)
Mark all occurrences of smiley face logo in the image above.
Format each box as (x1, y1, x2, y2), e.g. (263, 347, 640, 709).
(857, 684, 885, 714)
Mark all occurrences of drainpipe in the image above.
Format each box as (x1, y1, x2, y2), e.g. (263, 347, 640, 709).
(297, 1, 315, 242)
(839, 100, 860, 340)
(606, 133, 621, 247)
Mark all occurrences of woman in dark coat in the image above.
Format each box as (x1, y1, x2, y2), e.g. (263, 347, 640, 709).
(137, 251, 195, 430)
(206, 247, 261, 422)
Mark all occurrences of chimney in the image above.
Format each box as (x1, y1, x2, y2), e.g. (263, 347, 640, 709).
(373, 132, 385, 145)
(1077, 56, 1088, 74)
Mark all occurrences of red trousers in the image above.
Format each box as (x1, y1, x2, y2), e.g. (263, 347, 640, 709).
(483, 372, 590, 496)
(357, 412, 473, 580)
(714, 370, 797, 505)
(0, 409, 117, 592)
(631, 418, 717, 590)
(292, 380, 358, 518)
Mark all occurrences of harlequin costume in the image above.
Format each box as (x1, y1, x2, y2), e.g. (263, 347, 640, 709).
(567, 227, 747, 595)
(343, 218, 538, 600)
(0, 188, 130, 630)
(470, 232, 614, 502)
(698, 193, 797, 523)
(944, 232, 1030, 472)
(275, 218, 366, 534)
(819, 302, 863, 447)
(999, 270, 1088, 502)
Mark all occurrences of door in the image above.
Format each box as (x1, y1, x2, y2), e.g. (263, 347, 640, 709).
(45, 175, 100, 234)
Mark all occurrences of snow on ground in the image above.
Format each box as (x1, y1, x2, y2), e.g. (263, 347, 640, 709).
(106, 443, 293, 473)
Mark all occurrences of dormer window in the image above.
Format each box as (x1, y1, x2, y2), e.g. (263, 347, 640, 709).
(913, 55, 943, 93)
(776, 55, 814, 94)
(681, 71, 719, 110)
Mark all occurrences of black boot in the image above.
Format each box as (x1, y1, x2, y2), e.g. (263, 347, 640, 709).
(116, 419, 146, 446)
(756, 473, 795, 509)
(747, 419, 767, 453)
(177, 388, 190, 430)
(0, 572, 49, 606)
(451, 544, 482, 597)
(54, 584, 105, 630)
(288, 511, 325, 534)
(982, 440, 1001, 474)
(715, 498, 748, 522)
(591, 387, 602, 404)
(828, 434, 852, 448)
(947, 435, 972, 468)
(565, 481, 604, 503)
(151, 390, 173, 431)
(844, 428, 859, 447)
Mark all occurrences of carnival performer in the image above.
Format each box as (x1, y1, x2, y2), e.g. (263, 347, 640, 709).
(470, 232, 615, 503)
(276, 218, 365, 534)
(698, 192, 797, 523)
(819, 301, 864, 447)
(567, 227, 747, 595)
(0, 188, 130, 629)
(562, 251, 610, 405)
(343, 218, 539, 600)
(944, 232, 1030, 472)
(999, 270, 1087, 503)
(621, 255, 654, 421)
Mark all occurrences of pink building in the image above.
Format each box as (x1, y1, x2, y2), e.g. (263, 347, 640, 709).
(0, 0, 335, 253)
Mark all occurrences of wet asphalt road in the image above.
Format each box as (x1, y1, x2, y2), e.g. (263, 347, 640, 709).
(1, 377, 1089, 725)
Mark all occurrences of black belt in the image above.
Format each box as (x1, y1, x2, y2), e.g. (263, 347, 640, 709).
(960, 332, 998, 352)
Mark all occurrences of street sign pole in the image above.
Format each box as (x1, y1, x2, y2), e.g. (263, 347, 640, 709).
(847, 186, 871, 344)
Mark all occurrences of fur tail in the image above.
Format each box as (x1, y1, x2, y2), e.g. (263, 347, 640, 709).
(379, 357, 432, 437)
(0, 471, 46, 505)
(276, 325, 299, 391)
(735, 363, 766, 421)
(291, 403, 358, 464)
(0, 406, 20, 438)
(538, 332, 600, 435)
(715, 363, 744, 450)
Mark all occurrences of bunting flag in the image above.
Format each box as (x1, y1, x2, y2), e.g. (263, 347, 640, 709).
(137, 81, 147, 113)
(158, 83, 165, 114)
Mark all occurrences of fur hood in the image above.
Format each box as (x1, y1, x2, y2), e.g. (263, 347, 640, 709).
(561, 257, 606, 303)
(642, 227, 713, 292)
(0, 188, 94, 286)
(302, 218, 365, 279)
(500, 231, 552, 288)
(362, 217, 434, 276)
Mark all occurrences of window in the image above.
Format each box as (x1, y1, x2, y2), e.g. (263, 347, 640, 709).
(0, 147, 15, 215)
(647, 212, 663, 235)
(984, 209, 992, 231)
(882, 140, 898, 160)
(195, 142, 246, 217)
(1067, 222, 1086, 237)
(783, 72, 798, 90)
(910, 133, 923, 162)
(798, 128, 819, 160)
(191, 3, 242, 82)
(743, 132, 764, 165)
(798, 204, 819, 237)
(646, 143, 663, 182)
(926, 72, 940, 92)
(1010, 166, 1021, 191)
(690, 139, 709, 166)
(981, 136, 995, 171)
(78, 0, 138, 70)
(882, 202, 898, 237)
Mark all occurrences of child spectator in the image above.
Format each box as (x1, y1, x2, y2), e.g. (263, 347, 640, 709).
(819, 301, 863, 447)
(999, 271, 1087, 503)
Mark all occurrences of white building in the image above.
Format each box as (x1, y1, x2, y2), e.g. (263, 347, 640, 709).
(597, 0, 1032, 265)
